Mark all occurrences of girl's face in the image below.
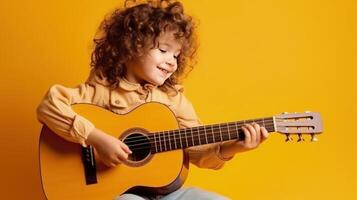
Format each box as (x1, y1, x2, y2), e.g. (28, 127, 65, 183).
(125, 31, 181, 86)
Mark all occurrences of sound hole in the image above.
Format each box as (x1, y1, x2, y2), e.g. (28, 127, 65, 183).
(123, 133, 151, 162)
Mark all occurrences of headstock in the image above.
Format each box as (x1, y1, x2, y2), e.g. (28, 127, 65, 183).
(274, 111, 323, 142)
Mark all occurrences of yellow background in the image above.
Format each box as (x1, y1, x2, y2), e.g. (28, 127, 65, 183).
(0, 0, 356, 199)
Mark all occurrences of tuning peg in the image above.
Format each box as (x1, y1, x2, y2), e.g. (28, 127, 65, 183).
(297, 133, 305, 142)
(310, 133, 318, 142)
(285, 133, 293, 142)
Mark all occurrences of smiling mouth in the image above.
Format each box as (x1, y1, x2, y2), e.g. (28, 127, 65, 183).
(157, 66, 169, 74)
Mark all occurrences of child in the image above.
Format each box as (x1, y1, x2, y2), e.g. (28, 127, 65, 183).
(37, 1, 269, 199)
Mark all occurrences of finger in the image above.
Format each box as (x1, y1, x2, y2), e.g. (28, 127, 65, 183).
(108, 162, 118, 167)
(241, 125, 251, 145)
(109, 155, 124, 168)
(103, 159, 118, 167)
(116, 148, 129, 161)
(111, 158, 122, 166)
(103, 162, 113, 167)
(253, 123, 261, 143)
(118, 153, 128, 161)
(261, 127, 269, 141)
(120, 142, 132, 154)
(246, 124, 257, 145)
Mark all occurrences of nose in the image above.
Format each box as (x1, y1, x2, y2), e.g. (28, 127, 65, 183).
(165, 54, 177, 68)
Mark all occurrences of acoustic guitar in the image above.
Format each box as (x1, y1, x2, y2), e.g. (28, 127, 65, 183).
(39, 102, 323, 200)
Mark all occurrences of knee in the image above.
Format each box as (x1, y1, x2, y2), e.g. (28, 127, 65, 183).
(114, 193, 147, 200)
(184, 187, 229, 200)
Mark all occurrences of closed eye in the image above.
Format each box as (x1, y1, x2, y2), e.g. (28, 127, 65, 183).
(159, 48, 179, 59)
(159, 48, 167, 53)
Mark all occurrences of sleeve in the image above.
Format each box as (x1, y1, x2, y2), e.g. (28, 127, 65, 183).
(173, 91, 234, 170)
(36, 82, 107, 146)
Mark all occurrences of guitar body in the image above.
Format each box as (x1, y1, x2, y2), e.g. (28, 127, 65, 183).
(39, 103, 188, 200)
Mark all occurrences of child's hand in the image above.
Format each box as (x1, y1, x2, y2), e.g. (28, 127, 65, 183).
(86, 128, 132, 167)
(220, 122, 269, 159)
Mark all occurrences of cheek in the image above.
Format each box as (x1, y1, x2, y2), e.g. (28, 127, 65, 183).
(146, 51, 161, 62)
(138, 58, 155, 72)
(173, 65, 178, 73)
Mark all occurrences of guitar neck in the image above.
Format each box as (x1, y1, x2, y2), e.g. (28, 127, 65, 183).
(150, 117, 276, 153)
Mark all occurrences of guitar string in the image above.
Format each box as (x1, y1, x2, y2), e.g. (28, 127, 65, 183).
(124, 122, 281, 147)
(124, 122, 277, 146)
(127, 126, 273, 152)
(127, 124, 312, 152)
(123, 119, 277, 143)
(125, 124, 276, 150)
(123, 121, 278, 145)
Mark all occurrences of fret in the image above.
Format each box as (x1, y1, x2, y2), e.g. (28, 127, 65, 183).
(228, 122, 235, 140)
(183, 129, 187, 148)
(204, 126, 208, 144)
(163, 131, 168, 152)
(167, 131, 172, 151)
(190, 127, 194, 146)
(153, 133, 158, 153)
(227, 122, 231, 140)
(235, 122, 240, 140)
(211, 125, 215, 143)
(173, 130, 177, 150)
(168, 131, 172, 151)
(232, 122, 239, 140)
(262, 118, 266, 127)
(271, 118, 276, 132)
(205, 125, 210, 143)
(176, 130, 180, 149)
(222, 123, 229, 141)
(184, 128, 188, 148)
(158, 132, 163, 152)
(162, 132, 166, 152)
(166, 131, 171, 151)
(158, 132, 162, 152)
(155, 132, 158, 152)
(233, 123, 237, 139)
(191, 127, 200, 146)
(178, 129, 183, 149)
(219, 124, 223, 142)
(197, 127, 201, 145)
(214, 125, 220, 142)
(209, 125, 214, 143)
(199, 127, 206, 145)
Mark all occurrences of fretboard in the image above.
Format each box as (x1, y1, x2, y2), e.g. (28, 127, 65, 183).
(149, 117, 275, 153)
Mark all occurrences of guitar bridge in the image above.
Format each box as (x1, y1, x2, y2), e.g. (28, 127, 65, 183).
(81, 146, 98, 185)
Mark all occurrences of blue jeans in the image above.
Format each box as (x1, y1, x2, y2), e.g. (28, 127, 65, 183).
(115, 187, 229, 200)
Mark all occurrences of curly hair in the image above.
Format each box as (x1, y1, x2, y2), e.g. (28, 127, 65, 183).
(90, 0, 198, 91)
